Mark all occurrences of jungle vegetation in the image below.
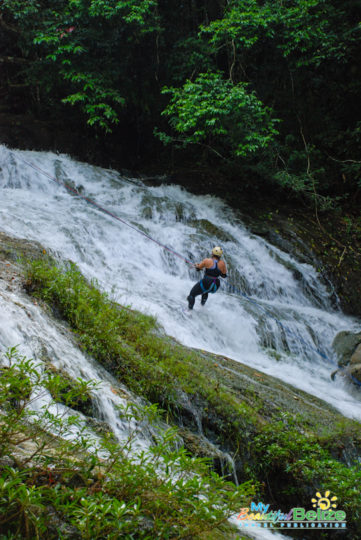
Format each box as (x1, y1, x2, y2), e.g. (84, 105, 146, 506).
(1, 0, 361, 207)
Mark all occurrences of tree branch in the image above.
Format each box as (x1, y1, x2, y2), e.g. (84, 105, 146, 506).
(170, 136, 230, 162)
(229, 39, 236, 83)
(0, 56, 28, 64)
(326, 153, 361, 165)
(296, 114, 361, 258)
(0, 15, 21, 36)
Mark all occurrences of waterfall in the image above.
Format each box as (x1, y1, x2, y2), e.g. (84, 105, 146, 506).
(0, 144, 360, 424)
(0, 263, 158, 449)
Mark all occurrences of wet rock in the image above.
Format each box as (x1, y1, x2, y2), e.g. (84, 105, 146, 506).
(174, 389, 203, 433)
(349, 363, 361, 385)
(0, 455, 15, 468)
(0, 231, 46, 263)
(141, 206, 152, 219)
(86, 417, 115, 438)
(187, 218, 236, 243)
(245, 217, 316, 266)
(332, 330, 361, 368)
(179, 428, 237, 482)
(45, 363, 94, 417)
(45, 506, 81, 539)
(332, 331, 361, 386)
(351, 343, 361, 366)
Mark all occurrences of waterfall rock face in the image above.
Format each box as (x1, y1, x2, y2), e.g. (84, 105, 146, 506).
(1, 145, 361, 413)
(332, 331, 361, 367)
(332, 330, 361, 386)
(1, 231, 360, 453)
(1, 228, 361, 538)
(351, 343, 361, 365)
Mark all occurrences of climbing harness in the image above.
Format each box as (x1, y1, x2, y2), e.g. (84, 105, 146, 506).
(12, 152, 340, 369)
(200, 278, 218, 294)
(200, 259, 221, 294)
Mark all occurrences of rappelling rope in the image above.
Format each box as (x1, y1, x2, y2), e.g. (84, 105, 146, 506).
(14, 152, 194, 266)
(13, 152, 347, 371)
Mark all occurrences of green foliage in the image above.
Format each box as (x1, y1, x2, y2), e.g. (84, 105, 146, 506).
(43, 369, 94, 416)
(2, 0, 160, 131)
(25, 258, 256, 441)
(252, 413, 361, 532)
(1, 0, 40, 20)
(158, 72, 278, 161)
(201, 0, 358, 68)
(22, 259, 361, 537)
(87, 0, 159, 28)
(2, 0, 361, 204)
(198, 0, 361, 199)
(200, 0, 273, 50)
(0, 347, 254, 538)
(60, 73, 124, 131)
(164, 37, 214, 86)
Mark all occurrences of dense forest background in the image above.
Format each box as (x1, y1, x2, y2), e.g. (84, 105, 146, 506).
(1, 0, 361, 206)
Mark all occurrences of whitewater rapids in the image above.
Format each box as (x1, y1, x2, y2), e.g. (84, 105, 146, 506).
(0, 145, 360, 422)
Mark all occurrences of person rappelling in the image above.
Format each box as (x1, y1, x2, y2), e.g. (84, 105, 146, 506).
(187, 246, 227, 310)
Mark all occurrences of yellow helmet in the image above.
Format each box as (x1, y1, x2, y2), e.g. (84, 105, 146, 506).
(212, 246, 223, 257)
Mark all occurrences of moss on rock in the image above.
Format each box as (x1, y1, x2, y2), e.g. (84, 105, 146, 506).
(23, 255, 361, 538)
(2, 232, 361, 538)
(44, 363, 94, 417)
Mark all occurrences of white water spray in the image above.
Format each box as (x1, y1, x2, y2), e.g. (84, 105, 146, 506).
(0, 145, 360, 422)
(0, 261, 155, 449)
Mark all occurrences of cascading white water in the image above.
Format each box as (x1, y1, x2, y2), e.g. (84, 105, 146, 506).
(0, 264, 156, 450)
(0, 145, 360, 424)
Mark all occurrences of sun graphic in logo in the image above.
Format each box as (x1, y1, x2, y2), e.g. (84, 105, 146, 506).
(312, 491, 338, 510)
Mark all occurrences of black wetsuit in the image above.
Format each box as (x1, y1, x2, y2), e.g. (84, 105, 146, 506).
(187, 259, 225, 309)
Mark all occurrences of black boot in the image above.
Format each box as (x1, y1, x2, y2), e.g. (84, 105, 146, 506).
(201, 294, 208, 306)
(187, 295, 195, 310)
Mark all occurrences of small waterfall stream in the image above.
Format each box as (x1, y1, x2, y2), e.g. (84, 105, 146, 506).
(0, 267, 156, 450)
